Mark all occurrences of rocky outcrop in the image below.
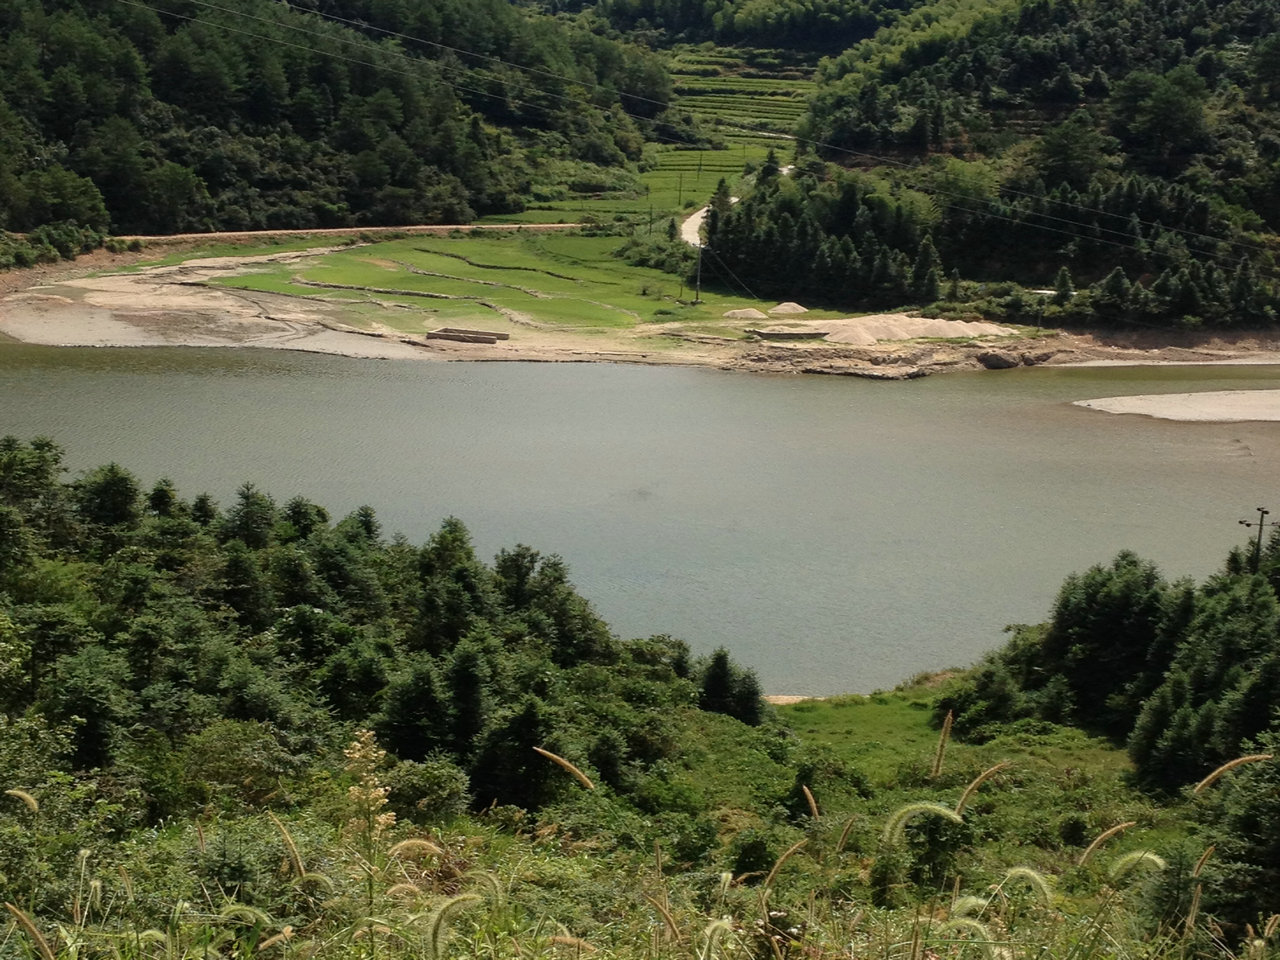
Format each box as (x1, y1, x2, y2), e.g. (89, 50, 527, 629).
(976, 350, 1021, 369)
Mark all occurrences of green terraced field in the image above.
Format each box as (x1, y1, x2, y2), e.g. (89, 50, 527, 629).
(212, 232, 852, 341)
(480, 47, 815, 227)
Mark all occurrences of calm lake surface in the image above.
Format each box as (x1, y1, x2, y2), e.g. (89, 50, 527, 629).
(4, 341, 1280, 694)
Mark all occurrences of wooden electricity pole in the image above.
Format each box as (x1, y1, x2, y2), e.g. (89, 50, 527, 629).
(1238, 506, 1279, 572)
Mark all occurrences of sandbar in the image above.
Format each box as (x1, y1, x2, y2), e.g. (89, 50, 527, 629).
(1075, 389, 1280, 422)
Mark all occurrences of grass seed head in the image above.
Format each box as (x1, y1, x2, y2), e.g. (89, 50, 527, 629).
(4, 789, 38, 813)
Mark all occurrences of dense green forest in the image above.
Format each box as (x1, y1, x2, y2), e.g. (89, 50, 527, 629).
(541, 0, 941, 51)
(5, 436, 1280, 956)
(0, 0, 675, 247)
(0, 435, 765, 827)
(699, 149, 1280, 326)
(735, 0, 1280, 326)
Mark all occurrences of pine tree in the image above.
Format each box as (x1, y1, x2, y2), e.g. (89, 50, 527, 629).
(376, 654, 447, 762)
(444, 639, 491, 759)
(147, 478, 180, 517)
(469, 696, 559, 810)
(911, 237, 942, 301)
(220, 540, 275, 633)
(699, 648, 736, 716)
(191, 493, 219, 527)
(1053, 266, 1075, 304)
(1201, 725, 1280, 923)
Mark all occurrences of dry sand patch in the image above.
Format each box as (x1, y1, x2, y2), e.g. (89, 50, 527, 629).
(823, 314, 1016, 344)
(1074, 389, 1280, 422)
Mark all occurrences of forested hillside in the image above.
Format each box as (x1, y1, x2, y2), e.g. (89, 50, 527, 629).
(0, 0, 674, 244)
(723, 0, 1280, 326)
(546, 0, 950, 51)
(0, 435, 766, 829)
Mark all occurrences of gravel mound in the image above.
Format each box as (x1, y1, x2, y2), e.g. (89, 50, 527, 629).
(768, 301, 809, 315)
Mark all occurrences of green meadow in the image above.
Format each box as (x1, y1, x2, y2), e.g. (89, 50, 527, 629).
(212, 231, 854, 344)
(124, 49, 834, 342)
(774, 685, 1186, 879)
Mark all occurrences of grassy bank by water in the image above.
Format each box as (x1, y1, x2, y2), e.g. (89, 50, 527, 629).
(208, 232, 854, 347)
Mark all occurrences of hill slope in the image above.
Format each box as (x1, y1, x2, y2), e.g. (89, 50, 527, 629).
(0, 0, 674, 242)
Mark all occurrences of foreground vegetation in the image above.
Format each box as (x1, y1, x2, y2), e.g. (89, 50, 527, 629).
(4, 436, 1280, 958)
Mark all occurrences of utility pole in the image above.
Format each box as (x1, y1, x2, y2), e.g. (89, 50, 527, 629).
(677, 172, 683, 209)
(1238, 506, 1279, 572)
(694, 244, 702, 303)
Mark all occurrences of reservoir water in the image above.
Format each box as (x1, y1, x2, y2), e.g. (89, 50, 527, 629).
(4, 341, 1280, 694)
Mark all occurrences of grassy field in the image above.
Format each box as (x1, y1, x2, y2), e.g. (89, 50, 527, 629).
(101, 50, 853, 342)
(211, 231, 855, 343)
(202, 49, 828, 334)
(773, 682, 1188, 878)
(101, 47, 822, 336)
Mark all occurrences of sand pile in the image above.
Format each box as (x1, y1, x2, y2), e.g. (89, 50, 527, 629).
(823, 314, 1015, 344)
(723, 308, 768, 320)
(768, 302, 809, 315)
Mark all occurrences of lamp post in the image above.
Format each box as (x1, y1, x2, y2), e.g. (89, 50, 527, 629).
(1238, 507, 1278, 573)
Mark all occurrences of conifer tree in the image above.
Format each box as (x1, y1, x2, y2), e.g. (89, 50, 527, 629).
(376, 654, 447, 762)
(469, 696, 558, 810)
(445, 639, 491, 759)
(1053, 266, 1075, 304)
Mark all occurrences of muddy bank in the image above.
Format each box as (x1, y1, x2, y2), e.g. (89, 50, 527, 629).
(5, 247, 1280, 383)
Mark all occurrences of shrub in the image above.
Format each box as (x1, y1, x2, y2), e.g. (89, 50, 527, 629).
(385, 755, 471, 823)
(179, 719, 298, 809)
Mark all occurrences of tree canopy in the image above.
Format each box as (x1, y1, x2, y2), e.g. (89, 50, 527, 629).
(0, 0, 675, 245)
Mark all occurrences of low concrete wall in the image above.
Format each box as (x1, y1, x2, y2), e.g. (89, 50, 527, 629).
(745, 328, 829, 341)
(437, 326, 509, 340)
(427, 328, 500, 344)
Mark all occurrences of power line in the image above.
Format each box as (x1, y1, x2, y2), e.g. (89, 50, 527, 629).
(700, 243, 761, 301)
(108, 0, 1278, 281)
(273, 0, 672, 112)
(149, 0, 1265, 263)
(273, 0, 1269, 262)
(135, 0, 1233, 259)
(114, 0, 582, 122)
(113, 0, 713, 153)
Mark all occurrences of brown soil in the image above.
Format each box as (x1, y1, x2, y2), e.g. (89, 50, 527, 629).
(5, 240, 1280, 380)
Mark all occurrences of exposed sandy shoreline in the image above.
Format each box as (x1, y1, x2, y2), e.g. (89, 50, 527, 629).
(1074, 390, 1280, 422)
(5, 246, 1280, 424)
